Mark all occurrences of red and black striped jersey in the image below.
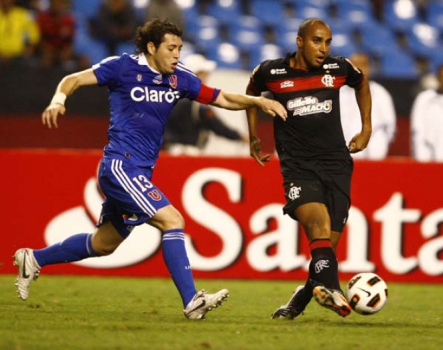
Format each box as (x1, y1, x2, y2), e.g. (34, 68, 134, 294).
(250, 52, 364, 163)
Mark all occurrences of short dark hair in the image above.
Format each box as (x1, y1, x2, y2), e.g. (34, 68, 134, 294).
(134, 18, 182, 54)
(297, 18, 329, 38)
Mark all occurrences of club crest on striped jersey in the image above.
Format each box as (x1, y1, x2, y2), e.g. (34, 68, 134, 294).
(321, 74, 335, 87)
(136, 74, 142, 82)
(168, 75, 178, 88)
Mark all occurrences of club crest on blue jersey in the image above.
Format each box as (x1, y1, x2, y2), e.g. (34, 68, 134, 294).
(168, 75, 178, 88)
(136, 74, 142, 82)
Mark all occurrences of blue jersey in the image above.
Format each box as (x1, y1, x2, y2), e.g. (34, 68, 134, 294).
(93, 53, 211, 167)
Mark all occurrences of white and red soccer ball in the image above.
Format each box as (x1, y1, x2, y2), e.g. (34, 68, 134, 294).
(346, 272, 388, 315)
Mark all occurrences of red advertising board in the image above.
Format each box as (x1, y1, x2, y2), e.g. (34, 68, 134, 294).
(1, 149, 442, 283)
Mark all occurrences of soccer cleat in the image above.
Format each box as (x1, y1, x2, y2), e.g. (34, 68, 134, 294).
(183, 289, 229, 320)
(313, 285, 351, 317)
(271, 285, 306, 319)
(13, 248, 41, 301)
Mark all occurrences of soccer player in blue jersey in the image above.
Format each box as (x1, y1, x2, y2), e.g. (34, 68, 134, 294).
(13, 19, 287, 320)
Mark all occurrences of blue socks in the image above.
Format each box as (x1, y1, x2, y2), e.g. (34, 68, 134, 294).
(161, 229, 197, 307)
(33, 233, 97, 267)
(32, 230, 197, 308)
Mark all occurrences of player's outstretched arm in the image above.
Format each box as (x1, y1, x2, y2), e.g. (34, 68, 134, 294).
(42, 69, 98, 129)
(211, 90, 287, 121)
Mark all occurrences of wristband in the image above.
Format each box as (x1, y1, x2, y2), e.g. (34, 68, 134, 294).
(50, 92, 67, 106)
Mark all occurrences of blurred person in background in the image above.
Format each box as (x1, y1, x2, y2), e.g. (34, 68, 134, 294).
(146, 0, 184, 34)
(246, 18, 372, 320)
(165, 54, 249, 156)
(0, 0, 40, 65)
(36, 0, 89, 70)
(13, 19, 287, 320)
(340, 52, 396, 160)
(90, 0, 138, 56)
(411, 63, 443, 162)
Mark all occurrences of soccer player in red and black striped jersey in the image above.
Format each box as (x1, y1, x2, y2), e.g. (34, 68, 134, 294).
(246, 18, 372, 319)
(13, 19, 287, 320)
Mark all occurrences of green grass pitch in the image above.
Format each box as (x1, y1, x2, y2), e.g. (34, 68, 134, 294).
(1, 276, 442, 350)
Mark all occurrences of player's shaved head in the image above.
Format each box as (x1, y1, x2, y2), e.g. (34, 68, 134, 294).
(297, 18, 330, 39)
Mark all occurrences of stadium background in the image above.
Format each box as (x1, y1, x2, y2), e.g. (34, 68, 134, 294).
(1, 0, 442, 283)
(4, 0, 443, 154)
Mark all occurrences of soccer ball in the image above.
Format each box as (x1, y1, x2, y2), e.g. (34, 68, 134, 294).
(345, 272, 388, 315)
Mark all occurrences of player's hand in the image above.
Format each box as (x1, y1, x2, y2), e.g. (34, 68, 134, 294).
(348, 129, 371, 153)
(250, 136, 270, 167)
(259, 97, 287, 121)
(42, 103, 66, 129)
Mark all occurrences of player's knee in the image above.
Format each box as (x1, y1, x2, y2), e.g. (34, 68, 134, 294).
(91, 223, 124, 256)
(148, 205, 185, 231)
(93, 241, 120, 256)
(163, 210, 185, 230)
(304, 219, 330, 239)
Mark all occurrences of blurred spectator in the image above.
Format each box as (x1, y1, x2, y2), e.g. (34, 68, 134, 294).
(16, 0, 40, 11)
(411, 63, 443, 162)
(36, 0, 88, 70)
(164, 54, 248, 156)
(0, 0, 40, 64)
(340, 52, 397, 159)
(146, 0, 184, 32)
(90, 0, 138, 56)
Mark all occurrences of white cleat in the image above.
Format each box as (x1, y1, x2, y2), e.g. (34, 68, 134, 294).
(13, 248, 41, 301)
(313, 286, 351, 317)
(184, 289, 229, 320)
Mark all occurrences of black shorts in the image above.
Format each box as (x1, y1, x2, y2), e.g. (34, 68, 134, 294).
(282, 159, 353, 233)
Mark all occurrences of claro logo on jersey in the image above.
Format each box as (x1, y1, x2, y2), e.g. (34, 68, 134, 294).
(287, 96, 332, 116)
(130, 87, 180, 103)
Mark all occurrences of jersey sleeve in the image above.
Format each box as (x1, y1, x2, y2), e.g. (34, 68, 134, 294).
(92, 56, 122, 87)
(195, 84, 221, 104)
(178, 71, 220, 104)
(343, 58, 364, 88)
(249, 63, 268, 93)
